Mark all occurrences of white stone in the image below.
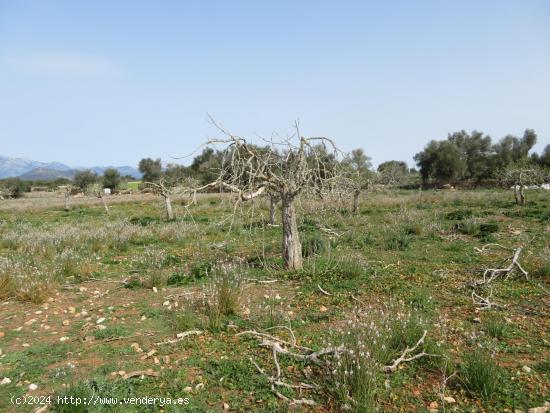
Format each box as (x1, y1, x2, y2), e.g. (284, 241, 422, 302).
(0, 377, 11, 385)
(522, 365, 531, 373)
(96, 318, 106, 324)
(29, 383, 38, 391)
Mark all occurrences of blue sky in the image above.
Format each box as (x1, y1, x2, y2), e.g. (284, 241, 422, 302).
(1, 0, 549, 167)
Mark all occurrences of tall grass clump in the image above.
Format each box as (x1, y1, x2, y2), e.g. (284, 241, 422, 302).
(200, 265, 243, 331)
(323, 302, 436, 411)
(461, 350, 501, 401)
(134, 246, 167, 288)
(0, 256, 53, 303)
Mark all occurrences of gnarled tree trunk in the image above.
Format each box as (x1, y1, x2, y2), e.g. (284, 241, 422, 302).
(100, 195, 110, 215)
(164, 195, 174, 220)
(352, 189, 360, 213)
(64, 191, 70, 211)
(281, 193, 302, 270)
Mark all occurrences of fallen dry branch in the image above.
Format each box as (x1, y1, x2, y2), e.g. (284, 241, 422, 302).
(317, 284, 332, 296)
(471, 289, 503, 310)
(155, 330, 202, 345)
(478, 247, 529, 285)
(474, 243, 512, 253)
(123, 369, 159, 379)
(382, 330, 436, 373)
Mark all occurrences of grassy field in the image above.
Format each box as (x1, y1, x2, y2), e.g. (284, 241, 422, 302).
(0, 190, 548, 412)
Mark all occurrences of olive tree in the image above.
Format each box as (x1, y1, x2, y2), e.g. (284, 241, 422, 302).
(191, 120, 341, 270)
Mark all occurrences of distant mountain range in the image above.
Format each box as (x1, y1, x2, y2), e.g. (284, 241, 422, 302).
(0, 155, 141, 180)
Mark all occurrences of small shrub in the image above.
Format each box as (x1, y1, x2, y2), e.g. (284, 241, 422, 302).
(191, 260, 214, 279)
(166, 309, 199, 332)
(0, 257, 53, 304)
(535, 262, 550, 277)
(384, 231, 413, 251)
(166, 271, 188, 286)
(453, 219, 480, 236)
(462, 350, 501, 401)
(123, 276, 143, 289)
(129, 216, 160, 226)
(211, 268, 242, 316)
(404, 223, 423, 236)
(446, 209, 473, 220)
(483, 318, 509, 339)
(302, 234, 329, 257)
(339, 231, 375, 249)
(478, 222, 499, 240)
(92, 325, 130, 340)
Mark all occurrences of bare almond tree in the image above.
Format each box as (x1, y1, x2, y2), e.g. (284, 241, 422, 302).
(146, 178, 175, 220)
(87, 183, 110, 215)
(190, 120, 341, 270)
(501, 163, 548, 205)
(146, 176, 199, 220)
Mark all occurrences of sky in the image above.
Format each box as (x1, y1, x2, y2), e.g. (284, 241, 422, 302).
(1, 0, 549, 168)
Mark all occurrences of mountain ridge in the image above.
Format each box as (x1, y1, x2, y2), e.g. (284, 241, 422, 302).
(0, 155, 141, 180)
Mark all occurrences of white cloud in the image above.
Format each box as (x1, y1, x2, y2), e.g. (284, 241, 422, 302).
(5, 52, 119, 76)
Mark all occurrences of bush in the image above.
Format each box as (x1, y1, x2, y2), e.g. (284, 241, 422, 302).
(0, 178, 29, 198)
(453, 219, 479, 236)
(302, 234, 329, 257)
(446, 209, 473, 220)
(384, 231, 413, 251)
(191, 260, 215, 279)
(478, 222, 499, 240)
(535, 262, 550, 277)
(339, 231, 375, 249)
(404, 223, 423, 236)
(462, 350, 501, 401)
(166, 271, 188, 286)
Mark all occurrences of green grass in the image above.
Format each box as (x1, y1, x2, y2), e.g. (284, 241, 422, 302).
(0, 189, 548, 412)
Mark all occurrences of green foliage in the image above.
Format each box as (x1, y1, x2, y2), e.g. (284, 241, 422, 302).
(102, 168, 121, 190)
(462, 350, 501, 401)
(0, 178, 29, 198)
(191, 260, 214, 279)
(384, 231, 413, 250)
(446, 209, 474, 220)
(302, 234, 329, 257)
(73, 169, 98, 190)
(138, 158, 162, 183)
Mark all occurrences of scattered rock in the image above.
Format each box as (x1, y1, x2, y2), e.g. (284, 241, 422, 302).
(223, 402, 230, 410)
(97, 325, 107, 330)
(0, 332, 4, 338)
(62, 320, 70, 326)
(59, 336, 70, 342)
(68, 307, 76, 314)
(429, 401, 439, 410)
(444, 396, 456, 404)
(183, 386, 192, 393)
(96, 317, 106, 324)
(162, 301, 170, 307)
(522, 365, 531, 373)
(0, 377, 11, 385)
(29, 383, 38, 391)
(34, 310, 42, 315)
(24, 319, 37, 326)
(152, 287, 158, 293)
(472, 317, 481, 323)
(319, 305, 328, 313)
(195, 383, 204, 391)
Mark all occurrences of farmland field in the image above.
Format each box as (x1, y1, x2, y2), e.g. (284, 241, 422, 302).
(0, 190, 548, 412)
